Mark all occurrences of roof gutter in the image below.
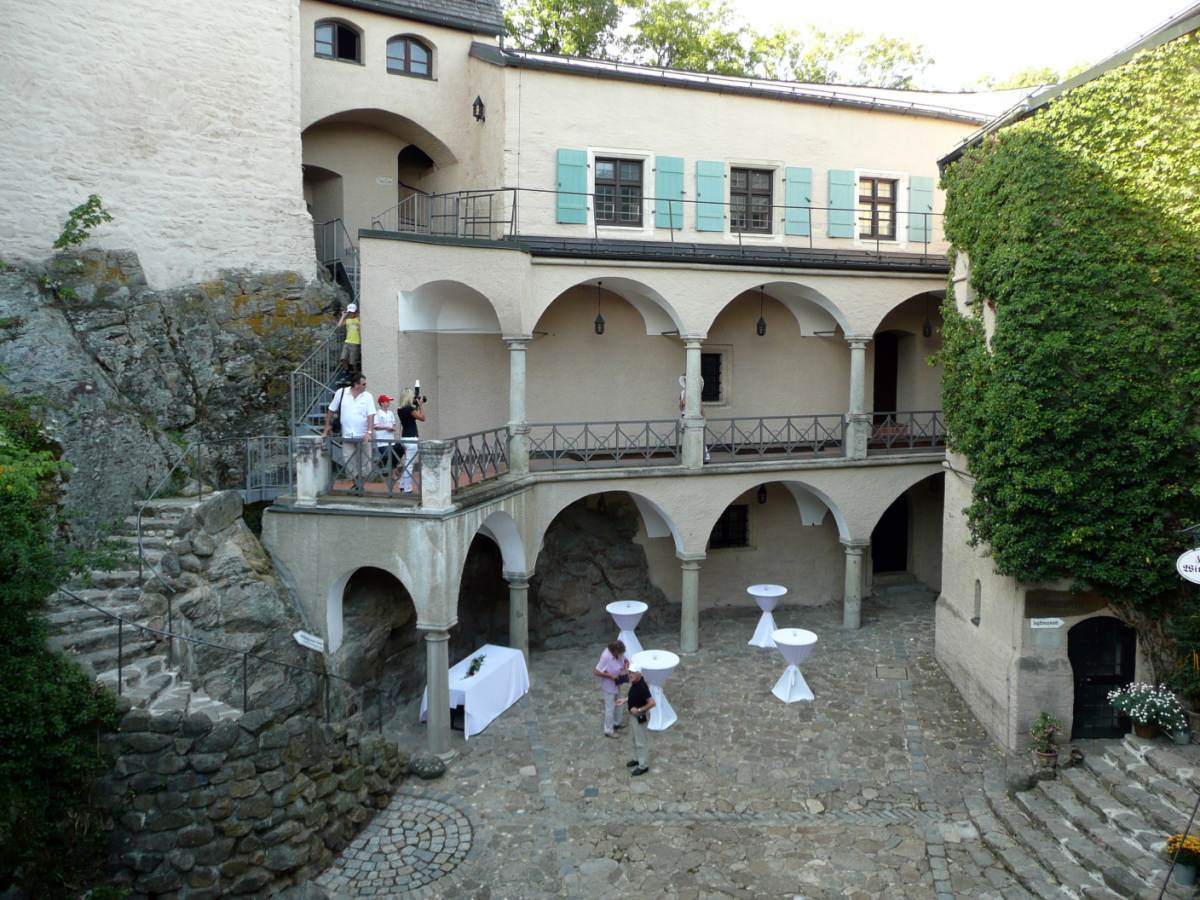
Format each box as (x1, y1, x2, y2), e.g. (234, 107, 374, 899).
(321, 0, 504, 36)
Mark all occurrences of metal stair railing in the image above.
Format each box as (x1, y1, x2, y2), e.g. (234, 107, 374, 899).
(313, 218, 360, 303)
(290, 325, 345, 435)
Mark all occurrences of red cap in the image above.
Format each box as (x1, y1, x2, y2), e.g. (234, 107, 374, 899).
(377, 394, 393, 403)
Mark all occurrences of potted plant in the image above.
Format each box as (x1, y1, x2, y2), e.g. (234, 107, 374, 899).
(1030, 712, 1061, 768)
(1165, 833, 1200, 885)
(1107, 682, 1189, 739)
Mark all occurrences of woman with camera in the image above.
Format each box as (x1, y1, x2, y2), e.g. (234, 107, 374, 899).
(397, 387, 425, 494)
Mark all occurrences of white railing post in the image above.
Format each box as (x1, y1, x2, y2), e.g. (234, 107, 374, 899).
(294, 435, 331, 506)
(419, 440, 455, 511)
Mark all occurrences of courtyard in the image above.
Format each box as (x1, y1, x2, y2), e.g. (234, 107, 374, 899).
(318, 592, 1028, 898)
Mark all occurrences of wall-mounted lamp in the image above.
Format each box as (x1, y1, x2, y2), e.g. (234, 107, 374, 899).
(756, 484, 768, 505)
(594, 280, 605, 335)
(597, 494, 608, 514)
(472, 95, 486, 122)
(756, 285, 767, 337)
(922, 297, 933, 338)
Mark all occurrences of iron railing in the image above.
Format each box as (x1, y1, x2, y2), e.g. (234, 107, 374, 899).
(450, 428, 509, 490)
(54, 586, 383, 732)
(371, 189, 516, 240)
(705, 414, 845, 458)
(245, 436, 295, 503)
(313, 218, 360, 302)
(867, 411, 947, 451)
(527, 420, 681, 470)
(327, 436, 422, 498)
(289, 326, 345, 435)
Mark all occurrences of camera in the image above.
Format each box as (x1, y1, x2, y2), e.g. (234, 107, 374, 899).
(413, 379, 429, 405)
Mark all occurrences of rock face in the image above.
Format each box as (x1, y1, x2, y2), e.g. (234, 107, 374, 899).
(0, 250, 343, 535)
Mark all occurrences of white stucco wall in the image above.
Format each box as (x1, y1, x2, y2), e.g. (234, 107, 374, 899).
(0, 0, 316, 287)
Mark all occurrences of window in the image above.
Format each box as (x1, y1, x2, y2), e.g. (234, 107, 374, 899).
(387, 36, 432, 77)
(315, 20, 361, 63)
(858, 177, 897, 240)
(594, 158, 643, 226)
(700, 352, 722, 403)
(709, 505, 749, 549)
(731, 168, 773, 234)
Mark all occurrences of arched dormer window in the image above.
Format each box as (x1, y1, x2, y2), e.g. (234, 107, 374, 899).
(315, 19, 362, 63)
(387, 36, 433, 78)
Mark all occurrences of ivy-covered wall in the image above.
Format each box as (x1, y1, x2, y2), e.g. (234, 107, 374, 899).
(940, 35, 1200, 635)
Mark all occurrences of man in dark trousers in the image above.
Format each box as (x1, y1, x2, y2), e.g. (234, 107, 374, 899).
(623, 663, 655, 776)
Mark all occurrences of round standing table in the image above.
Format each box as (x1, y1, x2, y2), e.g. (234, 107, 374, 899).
(606, 600, 648, 657)
(771, 628, 818, 703)
(631, 649, 679, 731)
(747, 584, 788, 647)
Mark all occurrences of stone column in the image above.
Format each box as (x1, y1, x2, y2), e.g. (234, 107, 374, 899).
(505, 337, 531, 477)
(504, 571, 530, 664)
(844, 337, 871, 460)
(678, 554, 704, 654)
(419, 440, 454, 511)
(423, 628, 453, 758)
(294, 435, 331, 506)
(681, 338, 706, 468)
(842, 541, 869, 630)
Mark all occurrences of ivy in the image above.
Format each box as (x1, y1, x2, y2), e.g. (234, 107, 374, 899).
(940, 35, 1200, 613)
(53, 194, 112, 251)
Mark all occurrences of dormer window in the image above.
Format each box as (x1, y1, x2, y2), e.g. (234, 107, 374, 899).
(315, 20, 361, 63)
(387, 36, 432, 78)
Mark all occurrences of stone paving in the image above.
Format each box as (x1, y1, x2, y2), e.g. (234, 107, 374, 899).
(320, 593, 1032, 899)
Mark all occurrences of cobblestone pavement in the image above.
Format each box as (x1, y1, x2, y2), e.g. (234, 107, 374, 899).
(321, 594, 1030, 899)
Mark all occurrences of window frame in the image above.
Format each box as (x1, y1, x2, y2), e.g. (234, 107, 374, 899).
(699, 346, 731, 406)
(730, 166, 774, 235)
(593, 157, 644, 228)
(708, 504, 750, 550)
(386, 35, 434, 79)
(314, 19, 363, 64)
(857, 175, 899, 242)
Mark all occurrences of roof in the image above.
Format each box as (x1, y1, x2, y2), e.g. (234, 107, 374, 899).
(940, 3, 1200, 168)
(470, 43, 1029, 125)
(320, 0, 504, 36)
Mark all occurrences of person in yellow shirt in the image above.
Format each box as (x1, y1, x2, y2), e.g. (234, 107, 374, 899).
(337, 303, 361, 376)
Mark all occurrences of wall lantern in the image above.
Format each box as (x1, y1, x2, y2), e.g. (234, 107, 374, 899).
(756, 285, 767, 337)
(594, 281, 606, 335)
(472, 95, 486, 122)
(756, 484, 768, 505)
(922, 298, 933, 338)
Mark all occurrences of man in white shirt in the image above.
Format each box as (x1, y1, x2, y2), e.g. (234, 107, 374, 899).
(323, 373, 376, 492)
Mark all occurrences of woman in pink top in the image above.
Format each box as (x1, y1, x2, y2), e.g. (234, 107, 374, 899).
(594, 640, 629, 737)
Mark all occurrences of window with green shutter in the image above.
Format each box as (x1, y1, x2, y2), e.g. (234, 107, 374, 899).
(784, 167, 812, 237)
(827, 169, 855, 238)
(654, 156, 684, 230)
(907, 176, 935, 244)
(695, 161, 725, 232)
(555, 149, 587, 224)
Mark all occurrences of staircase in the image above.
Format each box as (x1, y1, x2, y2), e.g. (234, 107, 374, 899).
(967, 737, 1200, 898)
(43, 498, 239, 721)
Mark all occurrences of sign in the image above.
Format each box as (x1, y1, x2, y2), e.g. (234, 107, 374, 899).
(293, 630, 326, 653)
(1030, 618, 1064, 630)
(375, 176, 394, 186)
(1178, 549, 1200, 585)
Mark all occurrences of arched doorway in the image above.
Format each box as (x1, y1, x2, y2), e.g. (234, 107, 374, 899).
(1069, 616, 1136, 739)
(872, 493, 909, 573)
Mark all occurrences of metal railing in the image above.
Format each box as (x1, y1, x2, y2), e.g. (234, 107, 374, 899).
(290, 326, 345, 435)
(527, 420, 681, 470)
(314, 218, 360, 302)
(450, 428, 509, 490)
(868, 411, 947, 451)
(55, 586, 383, 732)
(705, 414, 845, 458)
(328, 436, 422, 498)
(245, 436, 295, 503)
(371, 189, 516, 240)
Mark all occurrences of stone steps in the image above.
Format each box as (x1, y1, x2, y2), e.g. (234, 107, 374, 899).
(966, 792, 1074, 899)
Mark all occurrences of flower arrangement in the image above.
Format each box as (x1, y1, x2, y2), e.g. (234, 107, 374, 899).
(1166, 833, 1200, 867)
(466, 654, 486, 678)
(1107, 682, 1188, 732)
(1030, 712, 1061, 755)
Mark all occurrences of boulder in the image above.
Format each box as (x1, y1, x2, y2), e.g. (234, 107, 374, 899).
(409, 754, 447, 780)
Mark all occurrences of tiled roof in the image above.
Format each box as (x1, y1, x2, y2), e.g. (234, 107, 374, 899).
(322, 0, 504, 35)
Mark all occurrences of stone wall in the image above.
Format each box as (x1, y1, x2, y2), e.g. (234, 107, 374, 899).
(0, 0, 314, 288)
(100, 703, 406, 898)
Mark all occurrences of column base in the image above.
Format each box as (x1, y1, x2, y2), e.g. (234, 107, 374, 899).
(436, 749, 459, 764)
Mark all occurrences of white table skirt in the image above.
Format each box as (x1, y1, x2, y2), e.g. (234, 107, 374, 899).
(607, 600, 648, 657)
(632, 649, 679, 731)
(771, 628, 817, 704)
(419, 644, 529, 739)
(748, 584, 787, 648)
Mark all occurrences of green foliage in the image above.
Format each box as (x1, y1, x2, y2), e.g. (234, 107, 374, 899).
(941, 35, 1200, 612)
(504, 0, 622, 57)
(0, 388, 119, 895)
(853, 34, 933, 89)
(620, 0, 749, 75)
(974, 62, 1092, 90)
(1029, 712, 1061, 753)
(751, 26, 861, 83)
(53, 195, 113, 251)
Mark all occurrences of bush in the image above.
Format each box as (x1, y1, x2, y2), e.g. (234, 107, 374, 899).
(1107, 682, 1188, 732)
(1029, 712, 1061, 754)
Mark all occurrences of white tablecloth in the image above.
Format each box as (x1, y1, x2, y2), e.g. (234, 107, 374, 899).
(420, 644, 529, 739)
(771, 628, 817, 703)
(631, 649, 679, 731)
(607, 600, 648, 657)
(747, 584, 788, 648)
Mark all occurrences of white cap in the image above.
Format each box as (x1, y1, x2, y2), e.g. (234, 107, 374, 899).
(346, 303, 358, 313)
(628, 662, 642, 674)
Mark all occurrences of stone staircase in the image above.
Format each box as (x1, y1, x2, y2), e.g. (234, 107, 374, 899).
(967, 737, 1200, 898)
(43, 497, 239, 721)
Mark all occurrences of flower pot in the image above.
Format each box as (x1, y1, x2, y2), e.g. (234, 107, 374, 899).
(1174, 863, 1197, 886)
(1133, 721, 1161, 740)
(1189, 710, 1200, 740)
(1033, 749, 1058, 769)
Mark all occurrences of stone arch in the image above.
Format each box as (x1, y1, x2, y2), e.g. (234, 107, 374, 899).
(702, 477, 850, 544)
(399, 279, 506, 334)
(533, 275, 685, 337)
(864, 288, 945, 338)
(863, 469, 945, 536)
(700, 279, 851, 337)
(533, 487, 686, 560)
(476, 510, 529, 574)
(301, 108, 457, 168)
(326, 561, 418, 655)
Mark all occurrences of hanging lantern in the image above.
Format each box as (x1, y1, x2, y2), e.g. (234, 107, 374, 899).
(594, 280, 605, 335)
(756, 285, 767, 337)
(756, 484, 768, 504)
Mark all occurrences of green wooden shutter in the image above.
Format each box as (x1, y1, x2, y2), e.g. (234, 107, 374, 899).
(907, 175, 935, 244)
(784, 167, 812, 237)
(555, 148, 587, 224)
(827, 169, 855, 238)
(695, 160, 725, 232)
(654, 156, 684, 230)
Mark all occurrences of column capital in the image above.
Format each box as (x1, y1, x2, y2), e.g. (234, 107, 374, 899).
(503, 571, 531, 588)
(846, 335, 872, 349)
(418, 626, 451, 641)
(682, 336, 706, 349)
(840, 539, 871, 554)
(676, 552, 706, 565)
(503, 335, 533, 349)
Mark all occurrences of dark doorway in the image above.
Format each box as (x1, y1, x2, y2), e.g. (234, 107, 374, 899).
(1068, 616, 1136, 739)
(873, 331, 899, 420)
(872, 494, 909, 573)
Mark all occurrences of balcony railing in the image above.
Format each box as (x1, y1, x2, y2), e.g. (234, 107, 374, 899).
(527, 420, 681, 470)
(869, 411, 947, 451)
(706, 414, 845, 459)
(450, 428, 509, 489)
(328, 437, 422, 498)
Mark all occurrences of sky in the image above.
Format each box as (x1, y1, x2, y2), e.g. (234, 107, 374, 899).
(730, 0, 1194, 90)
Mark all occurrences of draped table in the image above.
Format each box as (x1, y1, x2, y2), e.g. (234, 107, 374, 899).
(630, 649, 679, 731)
(606, 600, 648, 657)
(771, 628, 818, 703)
(419, 644, 529, 739)
(747, 584, 788, 648)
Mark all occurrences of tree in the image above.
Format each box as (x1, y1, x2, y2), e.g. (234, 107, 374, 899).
(752, 26, 861, 83)
(854, 35, 933, 89)
(974, 66, 1061, 89)
(504, 0, 622, 57)
(620, 0, 753, 75)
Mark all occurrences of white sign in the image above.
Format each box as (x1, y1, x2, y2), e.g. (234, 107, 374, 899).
(1178, 549, 1200, 585)
(1030, 618, 1064, 630)
(293, 630, 326, 653)
(375, 176, 394, 186)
